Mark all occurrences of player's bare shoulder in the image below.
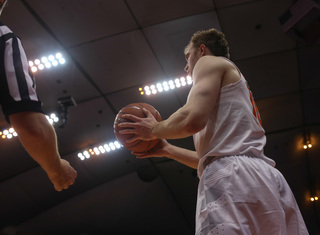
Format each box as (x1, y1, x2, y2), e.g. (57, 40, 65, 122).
(194, 56, 225, 75)
(195, 56, 240, 87)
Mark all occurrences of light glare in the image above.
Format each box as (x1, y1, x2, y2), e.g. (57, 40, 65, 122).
(31, 66, 37, 72)
(59, 58, 66, 64)
(29, 52, 65, 72)
(141, 76, 192, 95)
(41, 57, 48, 63)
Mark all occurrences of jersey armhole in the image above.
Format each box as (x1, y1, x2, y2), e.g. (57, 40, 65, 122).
(219, 56, 242, 78)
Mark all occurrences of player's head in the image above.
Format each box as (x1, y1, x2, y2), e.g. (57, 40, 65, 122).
(184, 28, 230, 77)
(0, 0, 8, 16)
(185, 28, 230, 59)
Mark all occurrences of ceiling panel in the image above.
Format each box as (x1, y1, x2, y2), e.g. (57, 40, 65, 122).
(0, 178, 41, 229)
(265, 128, 306, 166)
(0, 139, 34, 181)
(302, 88, 320, 125)
(299, 45, 320, 89)
(157, 160, 198, 226)
(18, 172, 194, 235)
(34, 58, 100, 112)
(1, 0, 63, 58)
(236, 49, 300, 99)
(26, 0, 138, 47)
(127, 0, 214, 27)
(54, 97, 117, 154)
(69, 30, 165, 94)
(257, 93, 303, 133)
(219, 0, 297, 60)
(143, 12, 221, 77)
(214, 0, 255, 9)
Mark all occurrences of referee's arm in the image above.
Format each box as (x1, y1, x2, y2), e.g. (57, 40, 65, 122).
(0, 23, 77, 191)
(9, 112, 77, 191)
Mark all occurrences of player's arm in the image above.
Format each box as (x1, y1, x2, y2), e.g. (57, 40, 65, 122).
(153, 56, 223, 138)
(134, 139, 199, 169)
(9, 111, 77, 191)
(120, 56, 224, 140)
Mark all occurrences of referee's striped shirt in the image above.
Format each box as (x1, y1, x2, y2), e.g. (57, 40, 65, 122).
(0, 21, 43, 121)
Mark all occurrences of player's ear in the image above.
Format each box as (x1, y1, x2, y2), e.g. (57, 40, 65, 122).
(199, 44, 206, 56)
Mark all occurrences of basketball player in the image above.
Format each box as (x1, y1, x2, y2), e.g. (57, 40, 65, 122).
(0, 0, 77, 191)
(118, 29, 309, 234)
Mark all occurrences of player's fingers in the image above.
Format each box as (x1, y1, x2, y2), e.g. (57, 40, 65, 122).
(119, 128, 136, 135)
(126, 136, 140, 143)
(118, 122, 137, 129)
(142, 108, 152, 116)
(121, 114, 141, 122)
(54, 184, 63, 191)
(73, 170, 78, 179)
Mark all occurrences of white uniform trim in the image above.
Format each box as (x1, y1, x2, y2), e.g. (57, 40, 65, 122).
(18, 38, 38, 101)
(1, 24, 39, 102)
(4, 38, 21, 101)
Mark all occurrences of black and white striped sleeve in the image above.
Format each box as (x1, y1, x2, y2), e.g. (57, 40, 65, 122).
(0, 22, 43, 121)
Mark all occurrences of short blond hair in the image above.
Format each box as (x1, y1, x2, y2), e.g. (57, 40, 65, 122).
(185, 28, 230, 59)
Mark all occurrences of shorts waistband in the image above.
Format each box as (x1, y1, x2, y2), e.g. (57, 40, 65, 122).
(202, 156, 224, 169)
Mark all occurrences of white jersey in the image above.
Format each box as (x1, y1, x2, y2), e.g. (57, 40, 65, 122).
(194, 63, 275, 178)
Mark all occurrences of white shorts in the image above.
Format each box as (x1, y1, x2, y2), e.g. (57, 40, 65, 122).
(196, 155, 309, 235)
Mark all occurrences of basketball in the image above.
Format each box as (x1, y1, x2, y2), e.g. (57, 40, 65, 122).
(114, 103, 162, 152)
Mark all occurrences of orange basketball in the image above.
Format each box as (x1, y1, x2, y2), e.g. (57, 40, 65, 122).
(114, 103, 162, 152)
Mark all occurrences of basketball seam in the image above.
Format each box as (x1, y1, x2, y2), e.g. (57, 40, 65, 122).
(138, 103, 147, 117)
(127, 140, 144, 149)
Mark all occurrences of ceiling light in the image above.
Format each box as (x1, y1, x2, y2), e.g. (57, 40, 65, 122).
(41, 57, 48, 63)
(31, 66, 37, 73)
(48, 55, 55, 61)
(59, 58, 66, 64)
(303, 132, 312, 150)
(139, 76, 192, 96)
(46, 113, 60, 125)
(310, 196, 319, 202)
(29, 52, 66, 73)
(38, 64, 44, 70)
(0, 128, 17, 140)
(52, 60, 58, 66)
(77, 141, 122, 161)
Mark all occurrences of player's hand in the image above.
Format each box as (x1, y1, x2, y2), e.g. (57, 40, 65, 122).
(47, 159, 77, 191)
(118, 108, 158, 142)
(132, 139, 169, 159)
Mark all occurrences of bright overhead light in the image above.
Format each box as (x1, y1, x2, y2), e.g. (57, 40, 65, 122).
(140, 76, 192, 96)
(59, 58, 66, 64)
(38, 64, 44, 70)
(0, 128, 17, 140)
(52, 60, 58, 66)
(77, 141, 122, 160)
(29, 52, 66, 73)
(48, 55, 55, 61)
(41, 57, 48, 63)
(56, 53, 62, 59)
